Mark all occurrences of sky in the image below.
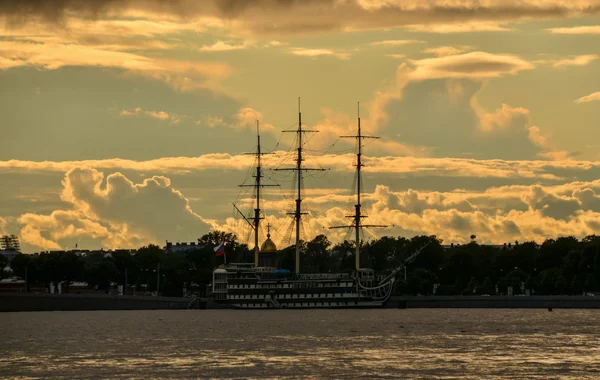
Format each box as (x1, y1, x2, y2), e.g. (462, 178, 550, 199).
(1, 0, 600, 253)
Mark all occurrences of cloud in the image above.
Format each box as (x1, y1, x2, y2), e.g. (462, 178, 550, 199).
(385, 54, 406, 59)
(423, 46, 473, 57)
(534, 54, 598, 68)
(0, 40, 232, 92)
(18, 210, 110, 250)
(0, 216, 9, 235)
(198, 40, 255, 52)
(146, 110, 170, 121)
(211, 180, 600, 246)
(3, 154, 600, 182)
(16, 167, 211, 250)
(191, 107, 276, 132)
(10, 158, 600, 250)
(404, 22, 512, 33)
(3, 0, 598, 35)
(233, 107, 276, 132)
(0, 19, 203, 50)
(265, 40, 286, 47)
(472, 100, 567, 160)
(475, 103, 530, 133)
(120, 107, 182, 124)
(117, 106, 276, 130)
(407, 52, 535, 81)
(359, 60, 564, 161)
(522, 185, 581, 220)
(288, 48, 350, 60)
(546, 26, 600, 34)
(575, 91, 600, 103)
(370, 40, 424, 46)
(120, 107, 142, 117)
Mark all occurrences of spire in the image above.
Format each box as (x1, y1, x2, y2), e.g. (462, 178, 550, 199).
(260, 222, 277, 253)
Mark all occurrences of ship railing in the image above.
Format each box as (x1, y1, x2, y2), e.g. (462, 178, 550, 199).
(297, 273, 350, 280)
(357, 278, 395, 301)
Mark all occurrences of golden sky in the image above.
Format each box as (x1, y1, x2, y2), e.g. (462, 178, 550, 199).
(1, 0, 600, 252)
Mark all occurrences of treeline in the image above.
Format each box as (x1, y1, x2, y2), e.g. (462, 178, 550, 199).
(287, 234, 600, 295)
(3, 232, 600, 296)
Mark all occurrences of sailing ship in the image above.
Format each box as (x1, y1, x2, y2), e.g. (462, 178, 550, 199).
(211, 100, 427, 309)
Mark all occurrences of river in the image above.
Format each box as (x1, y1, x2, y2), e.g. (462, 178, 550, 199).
(1, 309, 599, 378)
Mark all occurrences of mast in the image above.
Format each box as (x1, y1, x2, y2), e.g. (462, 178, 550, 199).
(276, 98, 324, 274)
(295, 99, 302, 273)
(255, 120, 262, 265)
(236, 120, 279, 265)
(330, 102, 386, 270)
(355, 103, 363, 270)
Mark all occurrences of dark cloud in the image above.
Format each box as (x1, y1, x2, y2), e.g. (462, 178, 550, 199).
(380, 79, 545, 160)
(1, 0, 598, 33)
(0, 0, 119, 25)
(524, 186, 581, 220)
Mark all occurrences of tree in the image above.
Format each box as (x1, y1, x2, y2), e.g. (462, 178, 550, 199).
(37, 252, 63, 288)
(405, 268, 436, 295)
(480, 277, 494, 295)
(198, 231, 237, 246)
(538, 268, 561, 294)
(330, 240, 355, 272)
(410, 235, 444, 273)
(112, 250, 137, 286)
(59, 251, 84, 293)
(502, 268, 528, 295)
(186, 246, 217, 290)
(363, 236, 400, 272)
(83, 252, 116, 291)
(305, 235, 331, 273)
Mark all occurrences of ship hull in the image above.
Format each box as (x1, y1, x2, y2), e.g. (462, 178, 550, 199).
(212, 266, 395, 310)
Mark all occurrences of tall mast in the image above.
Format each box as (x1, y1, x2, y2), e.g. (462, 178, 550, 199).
(355, 103, 362, 270)
(295, 98, 302, 273)
(236, 120, 278, 265)
(330, 102, 385, 270)
(276, 98, 324, 274)
(255, 120, 262, 266)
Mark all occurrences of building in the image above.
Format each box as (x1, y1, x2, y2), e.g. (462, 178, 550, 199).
(442, 243, 515, 250)
(164, 241, 206, 253)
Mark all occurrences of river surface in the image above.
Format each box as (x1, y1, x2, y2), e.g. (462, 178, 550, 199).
(1, 309, 599, 379)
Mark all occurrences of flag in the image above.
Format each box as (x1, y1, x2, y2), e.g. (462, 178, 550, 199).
(214, 242, 225, 256)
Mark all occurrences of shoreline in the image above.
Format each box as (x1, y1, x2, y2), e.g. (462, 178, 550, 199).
(1, 292, 599, 312)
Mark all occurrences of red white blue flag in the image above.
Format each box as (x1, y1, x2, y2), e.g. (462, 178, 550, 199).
(214, 242, 225, 256)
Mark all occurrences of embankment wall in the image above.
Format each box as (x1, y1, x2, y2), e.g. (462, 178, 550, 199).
(389, 295, 600, 309)
(0, 293, 205, 312)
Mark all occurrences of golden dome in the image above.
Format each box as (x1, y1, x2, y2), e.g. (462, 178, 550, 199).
(260, 224, 277, 252)
(260, 237, 277, 253)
